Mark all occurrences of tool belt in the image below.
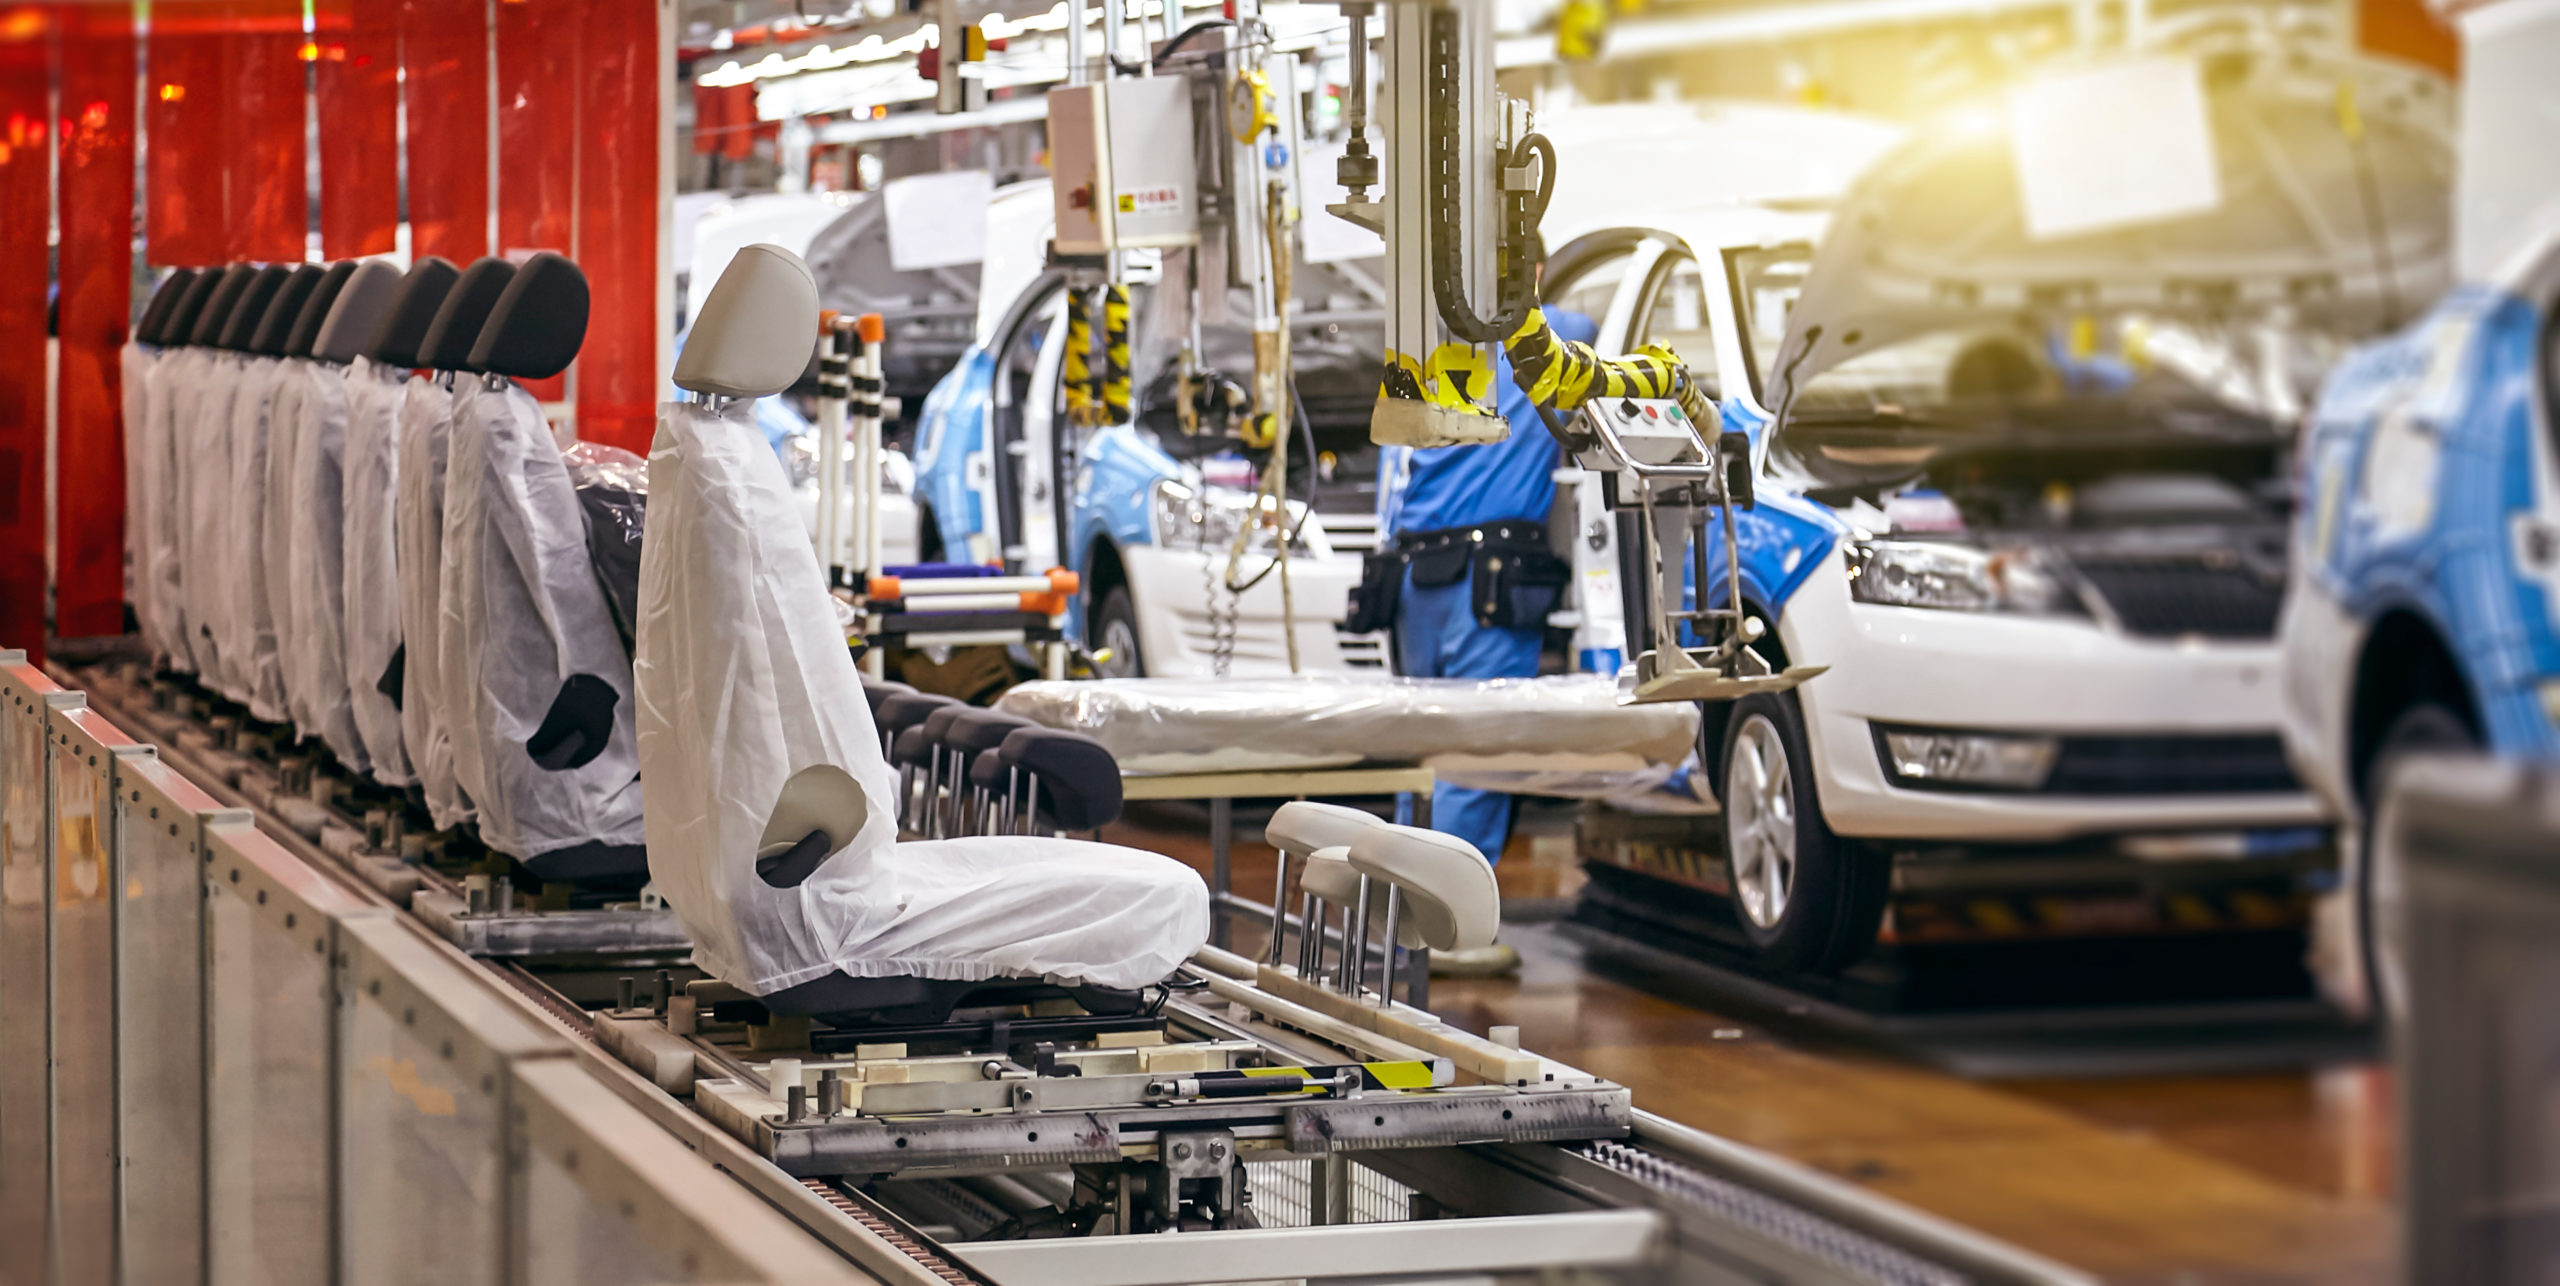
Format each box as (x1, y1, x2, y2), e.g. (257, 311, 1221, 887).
(1344, 519, 1570, 635)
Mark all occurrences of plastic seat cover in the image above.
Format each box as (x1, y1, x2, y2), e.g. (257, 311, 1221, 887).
(278, 356, 371, 771)
(441, 380, 646, 865)
(340, 355, 416, 784)
(394, 375, 475, 830)
(635, 394, 1205, 994)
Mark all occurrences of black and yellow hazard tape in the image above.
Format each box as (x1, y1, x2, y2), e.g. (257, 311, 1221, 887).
(1101, 282, 1132, 423)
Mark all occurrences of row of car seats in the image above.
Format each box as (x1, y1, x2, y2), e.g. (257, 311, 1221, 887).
(124, 252, 650, 884)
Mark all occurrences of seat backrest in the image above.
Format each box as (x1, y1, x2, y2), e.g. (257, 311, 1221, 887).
(217, 265, 289, 351)
(246, 263, 324, 357)
(1267, 799, 1389, 858)
(674, 243, 819, 398)
(136, 268, 199, 345)
(418, 257, 516, 372)
(999, 726, 1123, 832)
(1345, 823, 1500, 953)
(468, 251, 587, 380)
(372, 257, 462, 368)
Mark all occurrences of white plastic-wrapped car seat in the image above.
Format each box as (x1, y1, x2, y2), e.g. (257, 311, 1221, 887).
(269, 268, 385, 774)
(231, 263, 327, 725)
(123, 268, 196, 665)
(257, 262, 357, 736)
(381, 258, 471, 828)
(635, 244, 1206, 997)
(138, 269, 224, 673)
(441, 253, 648, 880)
(318, 261, 414, 785)
(187, 264, 274, 700)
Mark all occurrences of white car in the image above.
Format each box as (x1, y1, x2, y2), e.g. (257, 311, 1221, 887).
(1561, 47, 2425, 968)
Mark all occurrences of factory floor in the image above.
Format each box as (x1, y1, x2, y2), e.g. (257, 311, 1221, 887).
(1102, 801, 2393, 1286)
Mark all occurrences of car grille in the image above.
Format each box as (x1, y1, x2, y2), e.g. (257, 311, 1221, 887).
(2071, 552, 2284, 640)
(2045, 733, 2300, 796)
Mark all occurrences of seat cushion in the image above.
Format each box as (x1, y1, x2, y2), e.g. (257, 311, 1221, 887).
(1001, 727, 1124, 832)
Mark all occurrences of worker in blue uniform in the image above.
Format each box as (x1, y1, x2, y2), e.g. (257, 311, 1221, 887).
(1370, 306, 1597, 874)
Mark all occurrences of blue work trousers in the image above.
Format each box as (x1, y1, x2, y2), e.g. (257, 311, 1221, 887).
(1391, 565, 1542, 862)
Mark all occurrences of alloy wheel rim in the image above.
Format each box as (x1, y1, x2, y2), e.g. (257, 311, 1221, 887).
(1098, 616, 1141, 679)
(1727, 714, 1796, 929)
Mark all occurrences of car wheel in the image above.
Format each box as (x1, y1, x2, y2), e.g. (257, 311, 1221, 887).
(2357, 701, 2477, 1024)
(1719, 692, 1888, 973)
(1091, 587, 1146, 679)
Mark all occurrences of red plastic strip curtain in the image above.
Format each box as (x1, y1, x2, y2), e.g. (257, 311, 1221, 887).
(402, 0, 490, 265)
(222, 0, 306, 262)
(146, 0, 306, 265)
(54, 2, 137, 639)
(0, 8, 48, 657)
(575, 0, 658, 454)
(142, 3, 223, 265)
(495, 0, 577, 403)
(314, 0, 399, 258)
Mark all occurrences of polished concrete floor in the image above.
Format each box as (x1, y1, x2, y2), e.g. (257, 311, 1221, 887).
(1103, 802, 2393, 1285)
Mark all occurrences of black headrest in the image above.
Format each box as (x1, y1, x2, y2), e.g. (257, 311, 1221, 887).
(188, 265, 258, 347)
(875, 691, 958, 734)
(418, 257, 516, 372)
(1000, 727, 1123, 831)
(970, 751, 1011, 792)
(891, 725, 935, 768)
(312, 261, 406, 363)
(136, 269, 198, 345)
(160, 269, 223, 347)
(861, 680, 916, 714)
(283, 261, 359, 359)
(468, 251, 588, 380)
(373, 257, 462, 368)
(248, 264, 324, 356)
(919, 705, 971, 745)
(948, 709, 1035, 755)
(218, 266, 289, 352)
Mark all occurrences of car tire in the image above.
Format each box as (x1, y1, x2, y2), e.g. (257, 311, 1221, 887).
(2356, 701, 2477, 1024)
(1719, 692, 1888, 973)
(1091, 587, 1146, 679)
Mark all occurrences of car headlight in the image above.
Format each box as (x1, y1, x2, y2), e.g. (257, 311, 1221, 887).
(1845, 539, 2069, 614)
(1876, 726, 2059, 790)
(1150, 478, 1312, 555)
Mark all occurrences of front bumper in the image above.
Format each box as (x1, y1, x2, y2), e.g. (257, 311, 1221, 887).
(1779, 549, 2332, 843)
(1122, 545, 1369, 678)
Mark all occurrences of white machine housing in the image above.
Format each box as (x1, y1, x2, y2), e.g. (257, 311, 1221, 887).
(1048, 77, 1203, 254)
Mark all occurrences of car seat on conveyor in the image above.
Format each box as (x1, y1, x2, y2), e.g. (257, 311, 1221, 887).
(634, 243, 1207, 1026)
(442, 252, 649, 883)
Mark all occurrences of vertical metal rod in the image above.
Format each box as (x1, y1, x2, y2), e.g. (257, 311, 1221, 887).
(1266, 851, 1292, 966)
(1298, 893, 1320, 976)
(1024, 777, 1042, 836)
(1378, 886, 1402, 1004)
(1334, 904, 1356, 990)
(1066, 0, 1088, 85)
(1348, 876, 1372, 996)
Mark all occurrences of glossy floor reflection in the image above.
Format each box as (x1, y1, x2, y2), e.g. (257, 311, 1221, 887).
(1103, 801, 2393, 1285)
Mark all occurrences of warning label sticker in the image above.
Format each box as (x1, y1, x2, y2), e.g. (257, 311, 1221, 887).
(1119, 186, 1184, 216)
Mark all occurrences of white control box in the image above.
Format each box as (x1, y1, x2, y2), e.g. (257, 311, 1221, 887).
(1048, 77, 1202, 255)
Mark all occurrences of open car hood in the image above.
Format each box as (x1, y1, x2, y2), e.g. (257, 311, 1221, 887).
(1766, 33, 2453, 415)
